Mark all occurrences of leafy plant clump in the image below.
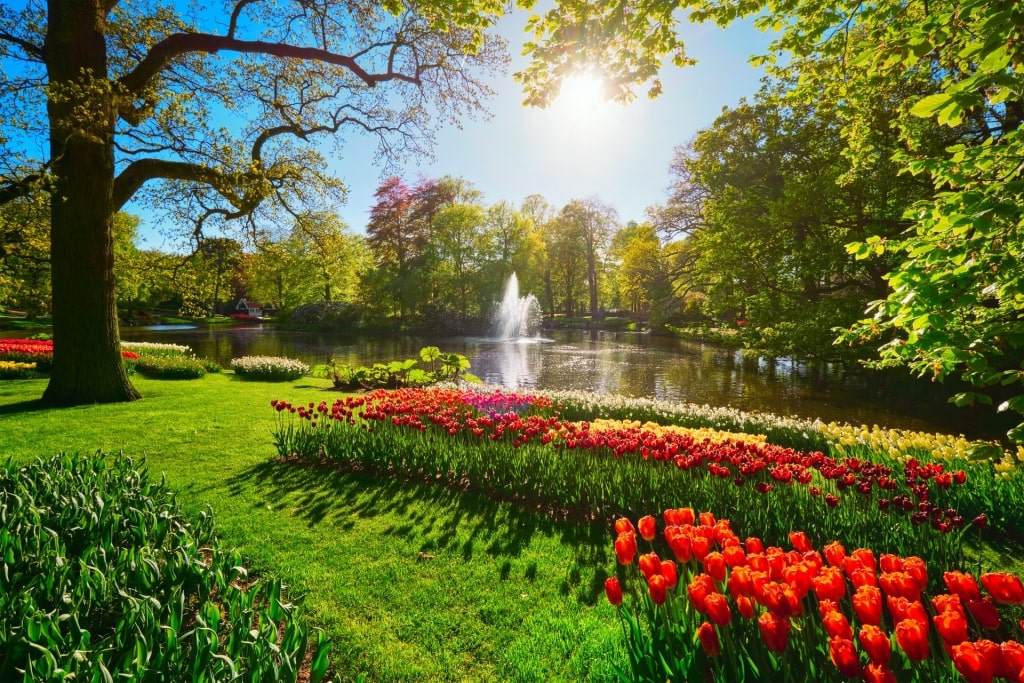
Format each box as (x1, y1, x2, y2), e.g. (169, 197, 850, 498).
(136, 354, 208, 379)
(0, 453, 330, 682)
(231, 355, 309, 381)
(311, 346, 480, 390)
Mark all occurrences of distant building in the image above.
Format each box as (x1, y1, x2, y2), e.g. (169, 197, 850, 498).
(224, 298, 277, 319)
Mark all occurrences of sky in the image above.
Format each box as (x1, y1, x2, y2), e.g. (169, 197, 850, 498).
(129, 10, 777, 246)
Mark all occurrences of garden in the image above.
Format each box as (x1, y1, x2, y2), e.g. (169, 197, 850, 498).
(2, 340, 1024, 682)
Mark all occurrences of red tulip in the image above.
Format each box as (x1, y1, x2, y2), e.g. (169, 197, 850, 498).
(902, 556, 928, 590)
(614, 517, 635, 536)
(615, 532, 637, 566)
(745, 536, 764, 554)
(664, 525, 692, 563)
(604, 577, 623, 606)
(878, 554, 904, 574)
(639, 552, 662, 581)
(951, 641, 994, 683)
(758, 612, 791, 653)
(829, 636, 862, 677)
(998, 640, 1024, 680)
(736, 595, 755, 620)
(813, 566, 847, 602)
(944, 570, 982, 602)
(789, 531, 813, 553)
(858, 624, 891, 665)
(933, 607, 969, 645)
(850, 548, 876, 572)
(637, 515, 657, 542)
(862, 663, 897, 683)
(688, 573, 717, 612)
(648, 574, 668, 606)
(980, 572, 1024, 605)
(659, 565, 675, 589)
(691, 535, 711, 562)
(699, 511, 716, 527)
(723, 544, 747, 568)
(886, 596, 928, 628)
(822, 609, 853, 640)
(704, 592, 732, 626)
(703, 551, 727, 582)
(727, 566, 753, 599)
(879, 571, 921, 601)
(932, 592, 966, 617)
(895, 618, 930, 661)
(697, 621, 721, 656)
(852, 585, 883, 626)
(823, 541, 846, 568)
(967, 597, 1001, 630)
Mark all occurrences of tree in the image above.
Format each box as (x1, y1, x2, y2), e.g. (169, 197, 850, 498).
(0, 1, 506, 404)
(430, 202, 487, 319)
(0, 198, 50, 316)
(558, 198, 617, 316)
(520, 0, 1024, 438)
(520, 194, 557, 317)
(612, 222, 664, 316)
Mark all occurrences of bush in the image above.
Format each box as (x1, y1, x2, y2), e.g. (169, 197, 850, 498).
(136, 354, 207, 379)
(231, 355, 309, 381)
(0, 453, 330, 682)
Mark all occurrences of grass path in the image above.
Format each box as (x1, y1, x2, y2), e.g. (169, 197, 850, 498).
(0, 375, 624, 682)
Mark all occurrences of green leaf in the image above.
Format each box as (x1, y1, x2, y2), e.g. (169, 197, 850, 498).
(910, 93, 954, 118)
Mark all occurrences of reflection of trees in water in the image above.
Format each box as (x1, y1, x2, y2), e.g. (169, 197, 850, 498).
(118, 326, 1010, 439)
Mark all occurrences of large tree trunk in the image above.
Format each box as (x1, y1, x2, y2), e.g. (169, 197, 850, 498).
(42, 0, 140, 405)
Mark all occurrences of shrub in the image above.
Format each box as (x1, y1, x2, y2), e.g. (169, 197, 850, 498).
(231, 355, 309, 381)
(136, 354, 207, 379)
(0, 453, 330, 682)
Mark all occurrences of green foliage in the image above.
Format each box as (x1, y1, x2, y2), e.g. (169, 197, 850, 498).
(311, 346, 480, 390)
(0, 452, 329, 682)
(136, 355, 208, 380)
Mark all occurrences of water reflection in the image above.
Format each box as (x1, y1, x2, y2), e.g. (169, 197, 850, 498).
(117, 325, 1014, 439)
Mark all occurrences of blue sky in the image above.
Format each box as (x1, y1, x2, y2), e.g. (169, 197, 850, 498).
(318, 13, 775, 235)
(123, 10, 775, 245)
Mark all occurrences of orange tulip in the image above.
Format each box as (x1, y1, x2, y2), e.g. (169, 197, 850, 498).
(933, 607, 969, 645)
(902, 556, 928, 590)
(745, 536, 764, 554)
(615, 532, 637, 566)
(604, 577, 623, 606)
(850, 548, 876, 572)
(699, 511, 716, 527)
(852, 585, 883, 626)
(895, 618, 930, 661)
(697, 621, 721, 656)
(691, 535, 711, 562)
(951, 641, 994, 683)
(648, 574, 668, 606)
(758, 612, 791, 653)
(829, 636, 862, 677)
(858, 624, 891, 665)
(637, 515, 657, 542)
(980, 572, 1024, 605)
(932, 592, 966, 617)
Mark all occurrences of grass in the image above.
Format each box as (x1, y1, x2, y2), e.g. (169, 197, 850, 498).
(0, 374, 625, 682)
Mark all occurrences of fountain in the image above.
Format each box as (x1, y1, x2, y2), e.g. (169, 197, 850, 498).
(491, 273, 541, 340)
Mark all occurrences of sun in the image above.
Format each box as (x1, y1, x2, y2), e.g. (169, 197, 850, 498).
(552, 72, 606, 117)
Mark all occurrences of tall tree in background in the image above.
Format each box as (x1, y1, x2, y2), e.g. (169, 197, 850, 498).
(558, 199, 616, 316)
(520, 194, 556, 317)
(517, 0, 1024, 437)
(0, 198, 50, 317)
(0, 0, 506, 404)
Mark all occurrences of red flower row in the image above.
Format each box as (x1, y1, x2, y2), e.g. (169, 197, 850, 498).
(0, 338, 138, 361)
(609, 511, 1024, 682)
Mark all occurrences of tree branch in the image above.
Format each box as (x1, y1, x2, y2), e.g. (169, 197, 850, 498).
(0, 30, 44, 61)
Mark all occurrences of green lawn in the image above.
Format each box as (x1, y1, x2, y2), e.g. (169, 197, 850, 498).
(0, 375, 625, 682)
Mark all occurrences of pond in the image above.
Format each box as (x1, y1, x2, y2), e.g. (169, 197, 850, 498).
(119, 324, 1012, 440)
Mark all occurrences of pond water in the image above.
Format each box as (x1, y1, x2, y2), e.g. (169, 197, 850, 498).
(119, 324, 1011, 439)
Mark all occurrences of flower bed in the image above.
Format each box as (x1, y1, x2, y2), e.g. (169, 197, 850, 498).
(0, 338, 139, 374)
(606, 509, 1024, 682)
(270, 387, 1001, 558)
(232, 355, 309, 381)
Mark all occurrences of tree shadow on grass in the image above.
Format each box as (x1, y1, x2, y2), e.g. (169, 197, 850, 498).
(0, 398, 53, 416)
(225, 458, 613, 604)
